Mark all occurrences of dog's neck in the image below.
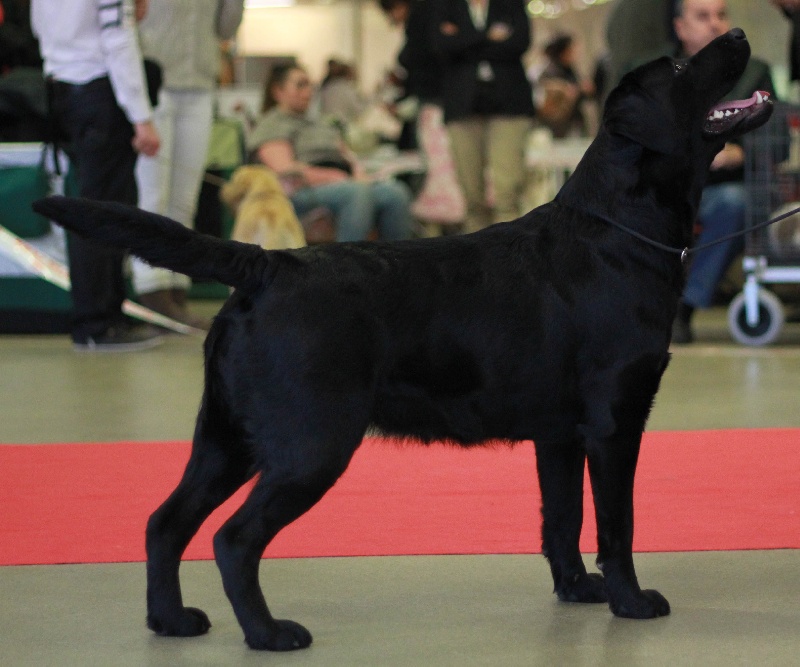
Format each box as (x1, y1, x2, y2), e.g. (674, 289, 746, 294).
(555, 130, 706, 250)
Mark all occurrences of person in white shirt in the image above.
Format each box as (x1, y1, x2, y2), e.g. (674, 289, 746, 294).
(31, 0, 162, 351)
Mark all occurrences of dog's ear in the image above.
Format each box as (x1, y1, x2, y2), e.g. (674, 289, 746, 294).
(603, 78, 681, 155)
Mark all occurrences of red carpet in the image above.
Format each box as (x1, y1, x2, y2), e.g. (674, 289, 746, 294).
(1, 429, 798, 566)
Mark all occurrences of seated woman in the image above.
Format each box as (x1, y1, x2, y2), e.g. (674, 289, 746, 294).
(247, 63, 413, 242)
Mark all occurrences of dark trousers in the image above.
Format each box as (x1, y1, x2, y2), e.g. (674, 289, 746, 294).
(51, 76, 137, 340)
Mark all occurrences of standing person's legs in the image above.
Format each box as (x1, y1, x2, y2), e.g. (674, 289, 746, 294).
(370, 179, 413, 240)
(164, 90, 214, 227)
(487, 116, 532, 224)
(683, 183, 747, 309)
(132, 89, 175, 298)
(673, 182, 747, 344)
(291, 181, 374, 242)
(133, 89, 213, 327)
(166, 90, 214, 317)
(53, 77, 138, 343)
(447, 117, 490, 232)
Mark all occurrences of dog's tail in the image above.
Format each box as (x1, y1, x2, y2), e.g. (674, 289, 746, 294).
(32, 196, 271, 293)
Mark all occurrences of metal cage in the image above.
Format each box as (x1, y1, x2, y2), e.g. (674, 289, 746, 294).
(727, 101, 800, 345)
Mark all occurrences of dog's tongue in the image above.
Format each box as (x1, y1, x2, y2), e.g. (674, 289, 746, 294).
(711, 90, 769, 113)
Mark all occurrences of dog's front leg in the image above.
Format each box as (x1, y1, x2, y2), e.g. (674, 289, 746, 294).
(534, 438, 606, 604)
(584, 435, 670, 619)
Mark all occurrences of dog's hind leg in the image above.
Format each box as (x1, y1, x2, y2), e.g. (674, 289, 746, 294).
(146, 407, 254, 638)
(534, 438, 606, 604)
(213, 439, 360, 651)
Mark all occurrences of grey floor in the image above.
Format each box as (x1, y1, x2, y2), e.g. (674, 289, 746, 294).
(1, 304, 799, 666)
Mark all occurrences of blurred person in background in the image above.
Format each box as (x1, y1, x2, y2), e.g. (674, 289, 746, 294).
(533, 32, 596, 138)
(32, 0, 162, 351)
(429, 0, 535, 232)
(0, 0, 40, 71)
(131, 0, 244, 330)
(606, 0, 677, 88)
(772, 0, 800, 95)
(0, 0, 45, 141)
(379, 0, 465, 229)
(249, 63, 413, 242)
(318, 58, 368, 126)
(668, 0, 775, 343)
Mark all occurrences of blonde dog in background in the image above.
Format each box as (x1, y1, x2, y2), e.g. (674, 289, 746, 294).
(220, 165, 306, 250)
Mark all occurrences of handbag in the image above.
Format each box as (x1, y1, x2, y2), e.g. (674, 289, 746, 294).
(0, 147, 52, 238)
(143, 58, 163, 108)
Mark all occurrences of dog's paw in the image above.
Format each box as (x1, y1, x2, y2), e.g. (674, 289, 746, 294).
(147, 606, 211, 637)
(556, 572, 608, 604)
(245, 619, 313, 651)
(609, 589, 671, 619)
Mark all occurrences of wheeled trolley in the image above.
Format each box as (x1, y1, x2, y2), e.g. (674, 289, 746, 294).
(728, 102, 800, 345)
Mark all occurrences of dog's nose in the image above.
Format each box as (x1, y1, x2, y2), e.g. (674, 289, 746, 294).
(729, 27, 746, 41)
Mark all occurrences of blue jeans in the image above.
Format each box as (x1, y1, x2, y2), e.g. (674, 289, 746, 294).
(683, 182, 747, 309)
(291, 179, 412, 242)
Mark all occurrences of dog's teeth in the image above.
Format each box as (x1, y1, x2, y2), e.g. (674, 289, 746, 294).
(713, 110, 725, 120)
(734, 109, 740, 114)
(724, 110, 733, 117)
(756, 92, 764, 104)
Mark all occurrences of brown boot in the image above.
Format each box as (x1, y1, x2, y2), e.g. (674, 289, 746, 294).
(138, 289, 211, 332)
(138, 289, 181, 319)
(171, 288, 187, 308)
(171, 288, 212, 331)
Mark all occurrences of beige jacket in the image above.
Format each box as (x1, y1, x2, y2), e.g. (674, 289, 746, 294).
(138, 0, 244, 91)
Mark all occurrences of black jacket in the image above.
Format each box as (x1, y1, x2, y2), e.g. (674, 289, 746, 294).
(780, 8, 800, 82)
(398, 0, 444, 103)
(429, 0, 534, 123)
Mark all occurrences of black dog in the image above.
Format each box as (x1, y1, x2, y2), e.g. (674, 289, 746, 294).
(34, 29, 772, 652)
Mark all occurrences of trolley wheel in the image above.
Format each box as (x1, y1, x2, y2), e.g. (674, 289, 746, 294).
(727, 289, 785, 346)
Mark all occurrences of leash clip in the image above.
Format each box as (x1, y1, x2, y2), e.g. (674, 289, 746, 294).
(680, 248, 689, 264)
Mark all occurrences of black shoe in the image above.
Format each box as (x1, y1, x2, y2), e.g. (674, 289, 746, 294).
(73, 323, 164, 352)
(139, 289, 211, 333)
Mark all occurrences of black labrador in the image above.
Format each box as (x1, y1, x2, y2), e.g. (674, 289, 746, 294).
(33, 29, 772, 652)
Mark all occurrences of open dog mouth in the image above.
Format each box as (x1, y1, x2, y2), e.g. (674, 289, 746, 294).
(703, 90, 773, 136)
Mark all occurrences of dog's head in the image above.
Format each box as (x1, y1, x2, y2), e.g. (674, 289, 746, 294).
(220, 165, 286, 212)
(604, 28, 773, 158)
